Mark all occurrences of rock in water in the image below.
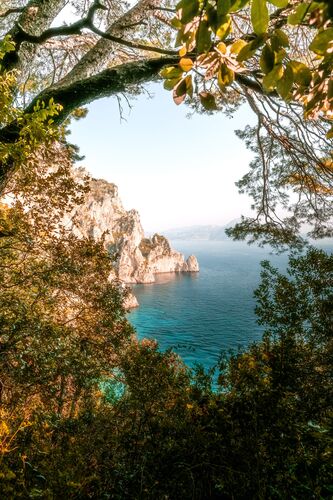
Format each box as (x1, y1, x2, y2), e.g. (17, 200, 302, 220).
(65, 177, 199, 306)
(186, 255, 200, 272)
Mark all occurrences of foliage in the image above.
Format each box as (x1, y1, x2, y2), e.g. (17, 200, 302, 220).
(162, 0, 333, 247)
(167, 0, 332, 123)
(0, 1, 332, 246)
(1, 246, 332, 499)
(0, 44, 133, 496)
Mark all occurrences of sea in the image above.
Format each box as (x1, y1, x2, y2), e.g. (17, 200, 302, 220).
(129, 240, 332, 372)
(128, 240, 291, 372)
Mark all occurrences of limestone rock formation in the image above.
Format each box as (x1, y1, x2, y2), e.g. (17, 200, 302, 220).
(186, 255, 200, 272)
(65, 177, 199, 306)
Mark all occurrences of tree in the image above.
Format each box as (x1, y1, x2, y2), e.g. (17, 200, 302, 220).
(163, 0, 333, 247)
(2, 247, 331, 499)
(0, 0, 332, 247)
(0, 58, 134, 492)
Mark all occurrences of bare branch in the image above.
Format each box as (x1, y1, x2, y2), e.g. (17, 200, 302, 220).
(0, 7, 25, 18)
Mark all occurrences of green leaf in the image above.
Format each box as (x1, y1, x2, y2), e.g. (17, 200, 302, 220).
(268, 0, 288, 7)
(288, 3, 310, 25)
(199, 91, 218, 110)
(327, 127, 333, 140)
(262, 63, 284, 91)
(271, 29, 289, 50)
(260, 44, 275, 74)
(237, 35, 265, 61)
(177, 0, 199, 23)
(216, 15, 232, 40)
(328, 79, 333, 100)
(160, 66, 183, 79)
(230, 39, 247, 54)
(251, 0, 269, 35)
(185, 74, 193, 97)
(163, 78, 182, 91)
(217, 0, 231, 17)
(218, 64, 234, 88)
(274, 48, 286, 64)
(206, 4, 218, 32)
(237, 42, 254, 61)
(171, 18, 182, 29)
(173, 78, 187, 105)
(196, 20, 212, 52)
(289, 61, 312, 86)
(230, 0, 250, 12)
(309, 29, 333, 56)
(276, 64, 293, 99)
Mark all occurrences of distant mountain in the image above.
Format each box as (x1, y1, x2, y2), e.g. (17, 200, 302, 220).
(164, 220, 240, 241)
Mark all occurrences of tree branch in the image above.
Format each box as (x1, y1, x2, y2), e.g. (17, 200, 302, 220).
(88, 24, 177, 56)
(0, 7, 25, 18)
(2, 0, 68, 72)
(6, 0, 105, 54)
(57, 0, 164, 86)
(14, 10, 177, 57)
(0, 55, 178, 191)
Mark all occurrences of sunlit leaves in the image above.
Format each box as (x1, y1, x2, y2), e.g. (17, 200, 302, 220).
(218, 64, 234, 89)
(276, 65, 293, 99)
(268, 0, 288, 7)
(237, 35, 265, 62)
(288, 2, 310, 25)
(216, 15, 232, 40)
(171, 75, 193, 104)
(230, 39, 247, 54)
(173, 78, 187, 104)
(165, 0, 332, 127)
(309, 28, 333, 55)
(177, 0, 199, 24)
(0, 35, 15, 62)
(251, 0, 269, 35)
(179, 57, 193, 72)
(289, 61, 312, 87)
(196, 20, 212, 52)
(161, 62, 194, 104)
(262, 63, 283, 91)
(160, 66, 183, 80)
(164, 78, 181, 90)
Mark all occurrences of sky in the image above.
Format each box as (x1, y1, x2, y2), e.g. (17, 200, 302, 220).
(69, 83, 257, 233)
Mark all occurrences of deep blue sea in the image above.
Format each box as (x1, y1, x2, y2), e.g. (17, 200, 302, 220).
(128, 240, 291, 371)
(129, 240, 332, 371)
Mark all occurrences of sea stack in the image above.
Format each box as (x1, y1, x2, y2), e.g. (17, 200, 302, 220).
(64, 176, 199, 306)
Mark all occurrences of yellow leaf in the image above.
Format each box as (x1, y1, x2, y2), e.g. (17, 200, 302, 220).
(217, 42, 227, 54)
(179, 46, 187, 57)
(179, 57, 193, 72)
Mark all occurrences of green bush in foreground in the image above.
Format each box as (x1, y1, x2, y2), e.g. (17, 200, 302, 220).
(1, 249, 332, 499)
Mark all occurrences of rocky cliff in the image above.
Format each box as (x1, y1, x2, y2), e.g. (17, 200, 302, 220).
(65, 178, 199, 305)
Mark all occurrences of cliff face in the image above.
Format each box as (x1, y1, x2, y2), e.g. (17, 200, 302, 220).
(67, 178, 199, 289)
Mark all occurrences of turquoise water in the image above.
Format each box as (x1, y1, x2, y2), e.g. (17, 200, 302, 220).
(128, 241, 289, 371)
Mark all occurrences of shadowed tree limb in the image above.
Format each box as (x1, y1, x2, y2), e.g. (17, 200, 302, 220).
(2, 0, 68, 71)
(0, 7, 25, 18)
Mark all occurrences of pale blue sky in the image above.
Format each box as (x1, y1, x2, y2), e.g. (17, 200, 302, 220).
(69, 83, 256, 233)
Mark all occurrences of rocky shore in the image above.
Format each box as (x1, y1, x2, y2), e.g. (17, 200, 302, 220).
(66, 177, 199, 307)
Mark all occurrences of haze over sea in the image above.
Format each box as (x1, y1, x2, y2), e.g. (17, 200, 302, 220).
(129, 240, 332, 371)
